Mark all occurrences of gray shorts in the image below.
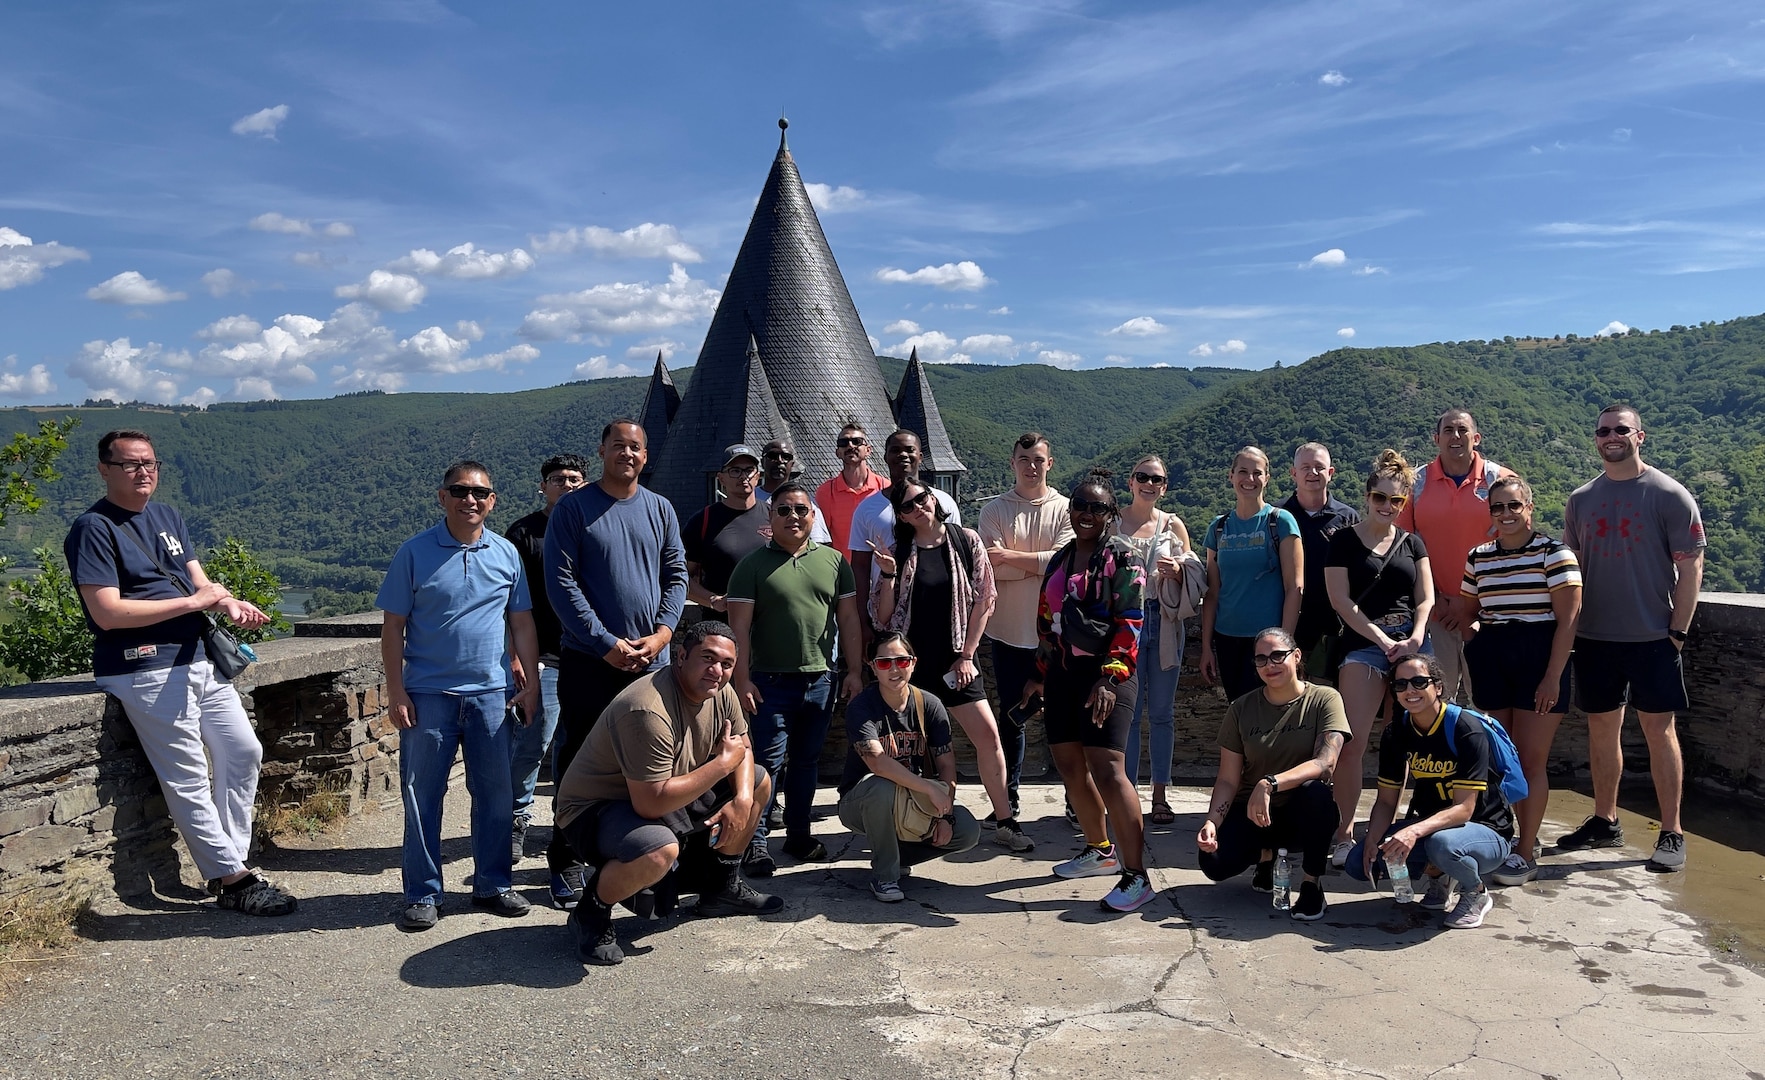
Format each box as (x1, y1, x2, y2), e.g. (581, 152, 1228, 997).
(561, 761, 767, 865)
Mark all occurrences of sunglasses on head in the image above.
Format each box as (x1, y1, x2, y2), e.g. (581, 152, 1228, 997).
(1391, 675, 1438, 692)
(871, 655, 914, 670)
(836, 436, 867, 448)
(1071, 497, 1114, 516)
(1488, 499, 1527, 515)
(1593, 424, 1636, 438)
(1132, 471, 1167, 485)
(772, 503, 812, 518)
(446, 485, 495, 500)
(1367, 490, 1408, 508)
(1251, 648, 1296, 667)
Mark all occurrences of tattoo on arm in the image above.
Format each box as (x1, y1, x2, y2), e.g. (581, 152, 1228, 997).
(1312, 730, 1346, 780)
(1212, 800, 1233, 818)
(856, 739, 885, 759)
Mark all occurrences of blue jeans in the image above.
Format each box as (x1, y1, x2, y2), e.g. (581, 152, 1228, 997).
(508, 663, 560, 819)
(747, 671, 834, 843)
(1343, 820, 1510, 892)
(402, 690, 515, 904)
(1126, 600, 1182, 787)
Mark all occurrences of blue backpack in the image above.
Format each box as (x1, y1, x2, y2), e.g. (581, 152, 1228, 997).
(1440, 703, 1529, 805)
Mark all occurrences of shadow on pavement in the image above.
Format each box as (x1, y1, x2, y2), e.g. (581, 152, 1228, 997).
(400, 923, 587, 989)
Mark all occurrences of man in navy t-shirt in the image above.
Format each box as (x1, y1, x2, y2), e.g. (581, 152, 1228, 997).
(65, 429, 295, 917)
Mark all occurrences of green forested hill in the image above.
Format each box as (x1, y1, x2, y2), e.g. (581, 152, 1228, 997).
(5, 314, 1763, 592)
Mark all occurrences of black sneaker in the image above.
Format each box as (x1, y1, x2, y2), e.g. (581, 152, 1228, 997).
(569, 903, 623, 966)
(743, 839, 776, 878)
(398, 901, 439, 932)
(212, 872, 298, 917)
(550, 865, 587, 910)
(470, 890, 532, 918)
(511, 814, 530, 865)
(1290, 880, 1328, 921)
(696, 877, 785, 918)
(1646, 830, 1686, 872)
(1557, 815, 1624, 851)
(1250, 860, 1274, 894)
(781, 836, 827, 862)
(767, 805, 784, 830)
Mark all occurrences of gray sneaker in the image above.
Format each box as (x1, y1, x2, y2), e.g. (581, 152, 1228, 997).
(1491, 853, 1539, 887)
(1444, 886, 1493, 930)
(993, 819, 1035, 853)
(212, 872, 298, 917)
(1419, 874, 1455, 911)
(1646, 831, 1686, 872)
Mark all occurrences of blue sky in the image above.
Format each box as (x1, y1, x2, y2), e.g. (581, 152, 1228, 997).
(2, 1, 1763, 404)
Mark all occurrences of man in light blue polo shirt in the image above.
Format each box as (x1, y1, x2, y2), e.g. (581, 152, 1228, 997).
(378, 460, 541, 932)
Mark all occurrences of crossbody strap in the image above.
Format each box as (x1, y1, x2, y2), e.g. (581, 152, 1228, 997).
(1350, 528, 1407, 609)
(109, 515, 193, 598)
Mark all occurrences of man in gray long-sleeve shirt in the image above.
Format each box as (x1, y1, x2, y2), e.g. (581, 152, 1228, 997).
(541, 418, 688, 906)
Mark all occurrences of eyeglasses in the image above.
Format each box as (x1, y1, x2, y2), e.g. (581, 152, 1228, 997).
(721, 464, 759, 478)
(1488, 500, 1527, 515)
(836, 437, 867, 448)
(446, 485, 495, 500)
(1594, 425, 1637, 438)
(105, 459, 161, 474)
(1391, 675, 1439, 692)
(1071, 498, 1114, 516)
(772, 503, 812, 518)
(871, 656, 914, 670)
(1251, 649, 1297, 667)
(1367, 491, 1408, 508)
(1132, 471, 1167, 485)
(543, 474, 585, 488)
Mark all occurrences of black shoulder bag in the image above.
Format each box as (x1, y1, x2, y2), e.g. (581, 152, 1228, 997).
(110, 520, 257, 681)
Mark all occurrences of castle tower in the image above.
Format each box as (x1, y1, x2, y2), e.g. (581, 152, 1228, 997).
(893, 347, 967, 499)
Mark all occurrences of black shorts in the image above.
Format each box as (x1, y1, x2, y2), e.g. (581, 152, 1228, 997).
(1572, 636, 1688, 715)
(1042, 660, 1136, 751)
(909, 652, 989, 709)
(1464, 621, 1571, 714)
(560, 761, 767, 865)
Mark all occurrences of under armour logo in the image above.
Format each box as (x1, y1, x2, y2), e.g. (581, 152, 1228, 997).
(1593, 517, 1610, 538)
(159, 532, 184, 557)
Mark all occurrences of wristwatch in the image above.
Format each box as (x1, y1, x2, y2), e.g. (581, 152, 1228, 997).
(1668, 628, 1688, 643)
(1261, 775, 1280, 794)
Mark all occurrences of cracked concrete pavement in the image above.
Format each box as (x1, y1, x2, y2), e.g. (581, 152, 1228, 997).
(2, 781, 1762, 1080)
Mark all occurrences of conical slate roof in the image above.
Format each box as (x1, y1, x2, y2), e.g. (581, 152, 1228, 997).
(637, 352, 680, 482)
(648, 119, 900, 512)
(894, 348, 966, 477)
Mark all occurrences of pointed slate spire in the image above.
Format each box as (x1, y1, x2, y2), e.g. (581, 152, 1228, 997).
(648, 121, 900, 511)
(893, 347, 966, 491)
(741, 334, 792, 452)
(637, 353, 680, 481)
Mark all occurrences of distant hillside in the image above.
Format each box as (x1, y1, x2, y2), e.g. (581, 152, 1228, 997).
(6, 316, 1761, 592)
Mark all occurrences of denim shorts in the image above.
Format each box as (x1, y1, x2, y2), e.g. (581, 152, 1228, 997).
(1340, 620, 1432, 675)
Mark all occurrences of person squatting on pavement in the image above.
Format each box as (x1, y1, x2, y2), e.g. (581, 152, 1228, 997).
(552, 620, 782, 966)
(66, 429, 296, 917)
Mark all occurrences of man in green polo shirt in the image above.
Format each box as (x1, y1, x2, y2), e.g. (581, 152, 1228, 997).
(726, 481, 865, 875)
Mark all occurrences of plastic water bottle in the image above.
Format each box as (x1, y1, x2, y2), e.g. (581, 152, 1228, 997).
(1389, 858, 1415, 903)
(1271, 848, 1292, 910)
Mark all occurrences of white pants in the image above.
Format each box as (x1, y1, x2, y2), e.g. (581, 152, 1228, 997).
(96, 660, 262, 881)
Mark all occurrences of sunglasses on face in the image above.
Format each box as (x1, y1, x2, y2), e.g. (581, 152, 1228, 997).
(1488, 500, 1527, 515)
(1132, 471, 1167, 485)
(871, 655, 915, 670)
(837, 437, 867, 448)
(1367, 490, 1408, 508)
(446, 485, 495, 500)
(773, 503, 812, 518)
(764, 450, 794, 461)
(1071, 498, 1114, 516)
(904, 491, 937, 511)
(1391, 675, 1439, 692)
(1252, 648, 1297, 667)
(1593, 425, 1636, 438)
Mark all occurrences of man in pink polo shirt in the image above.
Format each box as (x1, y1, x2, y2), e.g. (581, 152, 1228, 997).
(1398, 408, 1515, 702)
(815, 421, 887, 559)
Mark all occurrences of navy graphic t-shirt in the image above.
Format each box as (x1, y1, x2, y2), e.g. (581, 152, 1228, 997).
(64, 499, 208, 676)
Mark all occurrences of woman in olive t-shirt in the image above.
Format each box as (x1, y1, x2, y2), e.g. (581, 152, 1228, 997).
(1196, 628, 1350, 921)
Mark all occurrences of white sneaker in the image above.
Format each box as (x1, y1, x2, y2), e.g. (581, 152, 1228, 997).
(1491, 853, 1539, 887)
(1420, 875, 1455, 911)
(1444, 886, 1493, 929)
(1100, 870, 1156, 912)
(1053, 845, 1120, 879)
(1329, 840, 1354, 869)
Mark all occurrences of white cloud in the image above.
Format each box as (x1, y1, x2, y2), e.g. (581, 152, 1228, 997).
(1337, 327, 1356, 338)
(387, 242, 535, 280)
(87, 271, 187, 305)
(624, 339, 682, 362)
(181, 386, 218, 408)
(250, 212, 353, 239)
(322, 221, 356, 239)
(233, 377, 279, 400)
(1319, 70, 1350, 87)
(200, 268, 250, 297)
(196, 315, 264, 342)
(883, 319, 922, 335)
(1101, 354, 1132, 365)
(805, 183, 867, 212)
(69, 338, 187, 402)
(874, 260, 991, 291)
(291, 251, 329, 267)
(1107, 316, 1167, 337)
(988, 306, 1012, 315)
(889, 329, 970, 364)
(529, 223, 701, 262)
(0, 356, 55, 397)
(334, 270, 427, 312)
(1219, 339, 1247, 354)
(1595, 320, 1630, 337)
(0, 227, 90, 289)
(574, 355, 644, 380)
(1149, 362, 1171, 368)
(1354, 264, 1389, 275)
(1189, 342, 1214, 357)
(519, 263, 720, 341)
(1307, 248, 1348, 267)
(1035, 349, 1083, 369)
(959, 333, 1017, 358)
(231, 104, 290, 138)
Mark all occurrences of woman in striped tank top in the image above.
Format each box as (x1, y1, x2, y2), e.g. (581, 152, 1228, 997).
(1460, 475, 1582, 886)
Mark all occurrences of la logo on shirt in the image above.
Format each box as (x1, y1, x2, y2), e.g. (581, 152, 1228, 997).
(159, 531, 184, 557)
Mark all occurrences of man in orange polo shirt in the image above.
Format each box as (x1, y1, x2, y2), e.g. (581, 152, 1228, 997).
(815, 421, 887, 558)
(1397, 409, 1515, 702)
